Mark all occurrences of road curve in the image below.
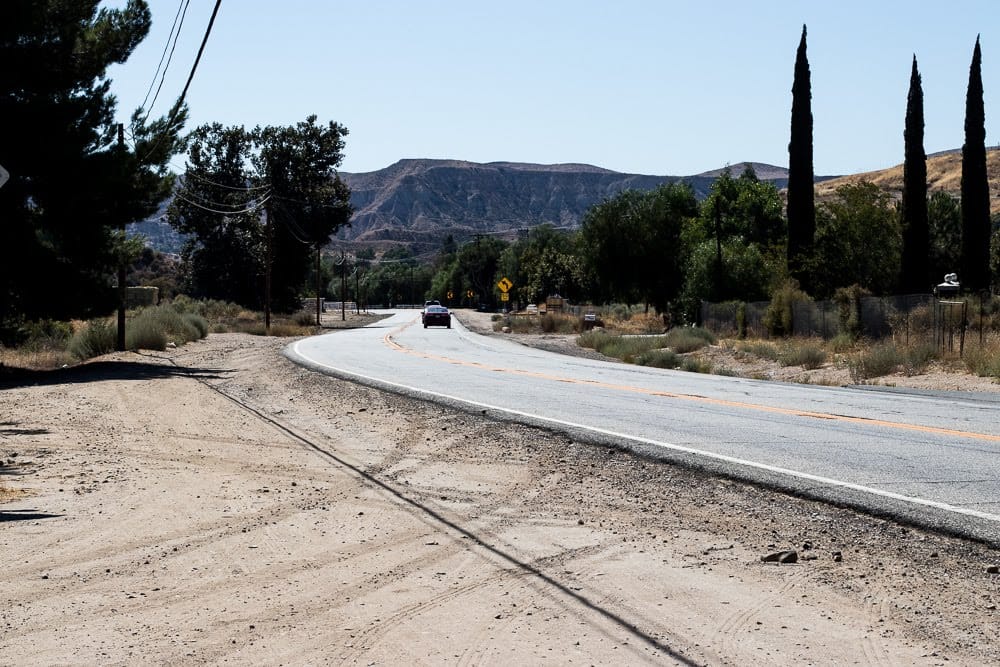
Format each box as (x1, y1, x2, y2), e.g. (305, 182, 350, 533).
(285, 310, 1000, 546)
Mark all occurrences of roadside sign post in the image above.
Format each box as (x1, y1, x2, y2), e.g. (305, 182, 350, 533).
(497, 277, 513, 312)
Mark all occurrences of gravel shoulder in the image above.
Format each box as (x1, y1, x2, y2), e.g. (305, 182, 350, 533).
(1, 323, 998, 664)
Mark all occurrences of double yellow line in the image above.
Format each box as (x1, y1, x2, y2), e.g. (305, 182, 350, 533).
(386, 322, 1000, 444)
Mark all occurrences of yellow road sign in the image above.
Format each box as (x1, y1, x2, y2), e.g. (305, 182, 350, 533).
(497, 277, 513, 293)
(500, 292, 509, 301)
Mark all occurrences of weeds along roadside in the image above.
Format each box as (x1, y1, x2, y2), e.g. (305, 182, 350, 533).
(490, 307, 1000, 384)
(0, 297, 324, 370)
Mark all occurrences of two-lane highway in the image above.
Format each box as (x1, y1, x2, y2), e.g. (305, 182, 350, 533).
(286, 310, 1000, 545)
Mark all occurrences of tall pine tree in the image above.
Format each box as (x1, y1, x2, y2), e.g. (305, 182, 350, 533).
(787, 25, 816, 292)
(960, 36, 991, 291)
(900, 55, 929, 292)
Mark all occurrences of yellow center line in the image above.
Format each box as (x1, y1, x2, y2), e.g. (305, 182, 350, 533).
(384, 323, 1000, 443)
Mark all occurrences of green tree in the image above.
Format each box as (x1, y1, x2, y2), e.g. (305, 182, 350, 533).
(169, 117, 351, 312)
(787, 24, 816, 291)
(809, 181, 901, 297)
(928, 191, 962, 286)
(169, 124, 263, 307)
(960, 36, 991, 291)
(0, 0, 184, 337)
(678, 240, 772, 321)
(900, 55, 930, 292)
(580, 183, 697, 312)
(497, 225, 584, 305)
(254, 116, 352, 312)
(697, 166, 785, 250)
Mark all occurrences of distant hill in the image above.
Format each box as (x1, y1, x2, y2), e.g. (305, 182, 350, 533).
(337, 159, 796, 249)
(127, 158, 819, 254)
(815, 147, 1000, 214)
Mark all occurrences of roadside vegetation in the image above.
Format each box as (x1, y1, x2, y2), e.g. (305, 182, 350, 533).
(0, 297, 325, 371)
(487, 304, 1000, 385)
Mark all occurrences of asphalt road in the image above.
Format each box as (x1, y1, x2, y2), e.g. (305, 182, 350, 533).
(286, 310, 1000, 546)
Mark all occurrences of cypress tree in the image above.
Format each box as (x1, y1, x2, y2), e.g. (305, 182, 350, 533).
(960, 36, 991, 291)
(900, 55, 929, 292)
(787, 25, 816, 291)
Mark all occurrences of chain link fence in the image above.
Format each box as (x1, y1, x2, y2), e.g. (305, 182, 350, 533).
(699, 293, 996, 348)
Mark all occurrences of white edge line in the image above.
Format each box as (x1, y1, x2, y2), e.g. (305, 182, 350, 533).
(290, 339, 1000, 525)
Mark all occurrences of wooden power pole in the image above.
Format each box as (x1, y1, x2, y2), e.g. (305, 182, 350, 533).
(116, 123, 127, 351)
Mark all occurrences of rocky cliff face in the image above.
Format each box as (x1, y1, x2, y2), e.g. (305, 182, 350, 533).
(339, 159, 786, 245)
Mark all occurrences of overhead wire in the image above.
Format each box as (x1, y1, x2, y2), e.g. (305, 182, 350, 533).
(172, 191, 270, 216)
(135, 0, 190, 130)
(141, 0, 223, 163)
(176, 186, 271, 212)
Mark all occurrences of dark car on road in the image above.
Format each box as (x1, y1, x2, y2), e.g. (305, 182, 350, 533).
(422, 305, 451, 328)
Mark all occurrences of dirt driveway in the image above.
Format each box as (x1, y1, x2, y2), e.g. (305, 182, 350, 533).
(1, 329, 998, 665)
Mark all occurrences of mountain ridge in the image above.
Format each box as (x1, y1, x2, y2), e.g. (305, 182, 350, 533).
(336, 158, 797, 248)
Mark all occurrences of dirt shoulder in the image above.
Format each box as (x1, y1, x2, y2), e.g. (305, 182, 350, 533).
(1, 330, 998, 665)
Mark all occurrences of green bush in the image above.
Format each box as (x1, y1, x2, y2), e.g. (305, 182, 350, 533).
(68, 319, 116, 360)
(664, 326, 715, 353)
(833, 284, 868, 340)
(577, 331, 669, 362)
(126, 316, 168, 351)
(128, 305, 206, 348)
(293, 310, 317, 326)
(963, 346, 1000, 379)
(847, 342, 903, 382)
(16, 319, 73, 351)
(635, 349, 680, 369)
(183, 313, 209, 338)
(778, 341, 827, 369)
(903, 343, 938, 376)
(680, 357, 713, 373)
(764, 280, 811, 337)
(737, 340, 780, 361)
(830, 332, 856, 354)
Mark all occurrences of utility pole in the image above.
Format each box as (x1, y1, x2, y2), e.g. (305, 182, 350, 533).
(340, 252, 347, 321)
(116, 123, 127, 352)
(264, 199, 273, 332)
(315, 243, 322, 326)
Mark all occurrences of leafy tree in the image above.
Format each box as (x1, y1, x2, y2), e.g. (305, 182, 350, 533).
(169, 124, 263, 307)
(809, 181, 901, 297)
(580, 183, 697, 312)
(169, 117, 351, 313)
(787, 24, 816, 291)
(678, 240, 772, 321)
(900, 55, 930, 292)
(696, 166, 785, 250)
(0, 0, 184, 337)
(497, 225, 584, 305)
(960, 36, 992, 291)
(928, 191, 962, 286)
(456, 237, 507, 306)
(253, 116, 352, 312)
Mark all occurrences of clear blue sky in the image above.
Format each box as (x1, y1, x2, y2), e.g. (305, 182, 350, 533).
(107, 0, 995, 177)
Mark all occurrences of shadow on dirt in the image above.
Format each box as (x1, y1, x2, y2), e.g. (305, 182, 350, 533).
(0, 360, 233, 390)
(0, 510, 63, 523)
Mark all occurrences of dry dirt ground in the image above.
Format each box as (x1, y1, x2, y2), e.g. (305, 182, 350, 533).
(1, 311, 998, 665)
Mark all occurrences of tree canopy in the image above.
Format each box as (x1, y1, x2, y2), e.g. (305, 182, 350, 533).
(0, 0, 184, 337)
(168, 117, 352, 311)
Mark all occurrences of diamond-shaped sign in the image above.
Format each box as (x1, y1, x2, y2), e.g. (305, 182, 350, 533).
(497, 277, 513, 293)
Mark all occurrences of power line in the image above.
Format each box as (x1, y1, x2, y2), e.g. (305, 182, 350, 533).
(172, 191, 270, 216)
(136, 0, 190, 129)
(179, 168, 270, 192)
(176, 186, 271, 212)
(141, 0, 223, 162)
